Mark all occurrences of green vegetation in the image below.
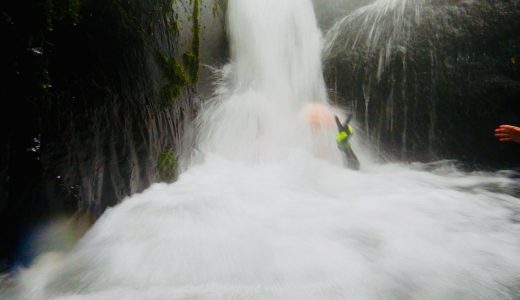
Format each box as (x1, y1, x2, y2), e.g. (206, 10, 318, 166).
(183, 51, 198, 83)
(188, 0, 200, 82)
(157, 149, 177, 182)
(158, 0, 201, 106)
(158, 54, 189, 103)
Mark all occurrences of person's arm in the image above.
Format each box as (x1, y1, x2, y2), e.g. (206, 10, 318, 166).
(494, 125, 520, 143)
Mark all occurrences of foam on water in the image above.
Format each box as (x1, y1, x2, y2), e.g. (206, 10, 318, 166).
(3, 0, 520, 299)
(8, 156, 520, 300)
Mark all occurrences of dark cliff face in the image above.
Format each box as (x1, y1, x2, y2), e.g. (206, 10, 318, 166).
(318, 0, 520, 169)
(0, 0, 227, 270)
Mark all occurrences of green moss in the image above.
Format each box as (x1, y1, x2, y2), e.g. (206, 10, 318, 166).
(183, 51, 198, 83)
(155, 0, 201, 105)
(184, 0, 200, 83)
(157, 149, 177, 182)
(161, 83, 182, 106)
(192, 0, 200, 52)
(172, 19, 180, 35)
(160, 55, 188, 83)
(157, 53, 189, 105)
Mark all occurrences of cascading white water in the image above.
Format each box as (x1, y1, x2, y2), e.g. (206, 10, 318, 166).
(3, 0, 520, 299)
(190, 0, 344, 164)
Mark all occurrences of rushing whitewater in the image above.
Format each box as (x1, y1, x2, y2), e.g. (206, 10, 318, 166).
(3, 0, 520, 299)
(189, 0, 342, 165)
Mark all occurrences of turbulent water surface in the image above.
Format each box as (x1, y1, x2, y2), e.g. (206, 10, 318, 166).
(3, 0, 520, 299)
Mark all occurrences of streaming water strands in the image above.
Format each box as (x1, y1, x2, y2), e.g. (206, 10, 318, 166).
(323, 0, 432, 155)
(322, 0, 520, 161)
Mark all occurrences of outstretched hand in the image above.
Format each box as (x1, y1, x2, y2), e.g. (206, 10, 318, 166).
(494, 125, 520, 143)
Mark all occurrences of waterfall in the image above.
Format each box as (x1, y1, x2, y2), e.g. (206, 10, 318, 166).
(189, 0, 344, 165)
(2, 0, 520, 299)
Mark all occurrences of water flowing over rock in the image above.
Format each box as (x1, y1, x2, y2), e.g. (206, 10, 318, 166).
(322, 0, 520, 166)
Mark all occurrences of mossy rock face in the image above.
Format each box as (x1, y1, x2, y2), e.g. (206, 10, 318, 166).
(158, 54, 189, 104)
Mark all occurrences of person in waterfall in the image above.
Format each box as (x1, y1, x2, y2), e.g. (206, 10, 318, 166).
(494, 125, 520, 144)
(304, 103, 360, 170)
(334, 114, 360, 170)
